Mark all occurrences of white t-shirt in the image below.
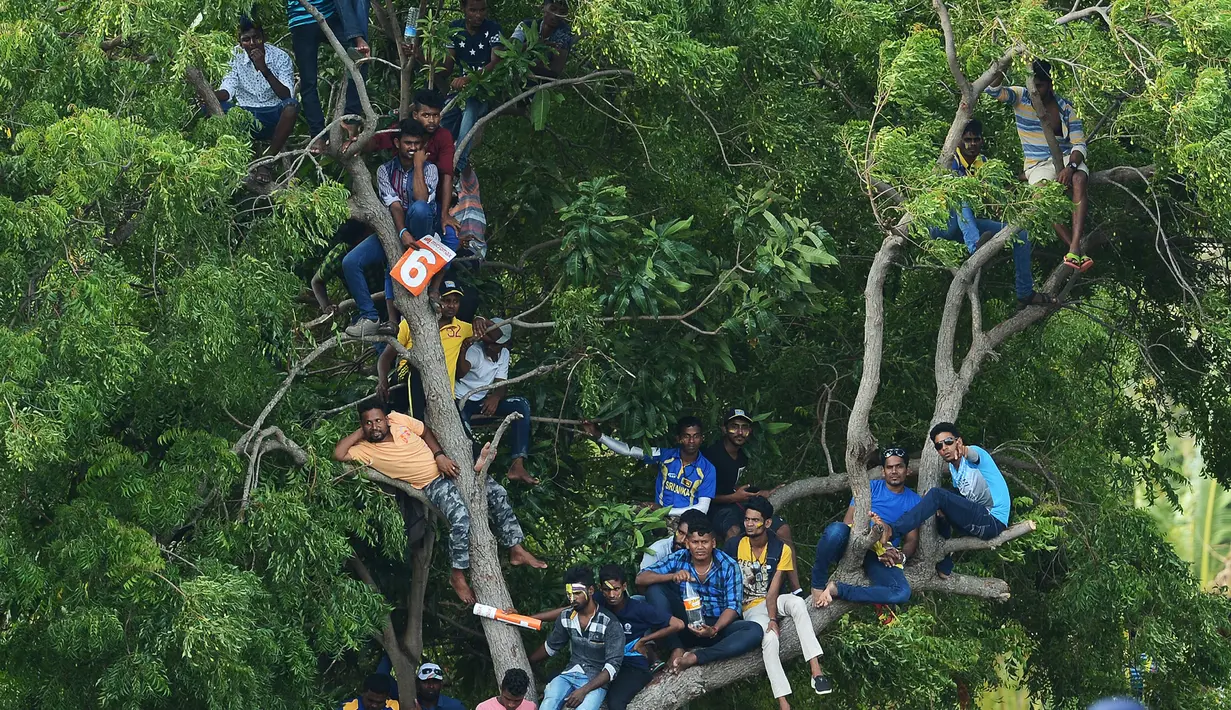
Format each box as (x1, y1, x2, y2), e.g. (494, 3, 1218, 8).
(456, 343, 509, 402)
(639, 536, 675, 571)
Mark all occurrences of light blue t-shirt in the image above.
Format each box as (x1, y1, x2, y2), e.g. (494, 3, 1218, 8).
(948, 445, 1011, 525)
(850, 480, 922, 546)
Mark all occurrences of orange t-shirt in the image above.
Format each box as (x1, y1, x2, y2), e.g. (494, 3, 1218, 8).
(347, 412, 440, 489)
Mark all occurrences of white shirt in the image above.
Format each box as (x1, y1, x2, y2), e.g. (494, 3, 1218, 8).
(219, 44, 294, 109)
(456, 343, 508, 402)
(639, 536, 675, 571)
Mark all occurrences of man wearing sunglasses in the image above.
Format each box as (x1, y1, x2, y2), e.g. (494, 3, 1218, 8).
(877, 423, 1011, 577)
(415, 663, 465, 710)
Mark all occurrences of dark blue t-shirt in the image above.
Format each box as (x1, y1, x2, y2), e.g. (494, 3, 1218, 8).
(599, 597, 671, 670)
(448, 19, 503, 72)
(850, 480, 922, 546)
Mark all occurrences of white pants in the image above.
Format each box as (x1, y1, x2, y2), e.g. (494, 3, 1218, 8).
(744, 594, 824, 699)
(1026, 158, 1089, 185)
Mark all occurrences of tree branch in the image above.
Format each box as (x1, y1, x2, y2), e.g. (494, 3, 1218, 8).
(454, 358, 580, 412)
(933, 0, 972, 97)
(185, 66, 223, 117)
(939, 519, 1037, 554)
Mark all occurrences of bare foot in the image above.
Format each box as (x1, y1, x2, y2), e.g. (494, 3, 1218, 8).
(507, 458, 539, 485)
(671, 651, 699, 673)
(815, 581, 837, 607)
(777, 697, 792, 710)
(474, 442, 495, 473)
(309, 139, 327, 155)
(811, 588, 827, 608)
(937, 571, 951, 581)
(509, 544, 548, 569)
(250, 164, 273, 184)
(449, 569, 477, 605)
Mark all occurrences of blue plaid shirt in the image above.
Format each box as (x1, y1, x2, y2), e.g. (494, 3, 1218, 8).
(646, 548, 744, 618)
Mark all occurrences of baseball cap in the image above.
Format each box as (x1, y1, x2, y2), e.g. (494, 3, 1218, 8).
(490, 321, 512, 344)
(723, 408, 753, 424)
(417, 662, 445, 681)
(441, 280, 464, 298)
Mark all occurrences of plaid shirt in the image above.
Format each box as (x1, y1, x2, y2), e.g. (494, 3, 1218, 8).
(646, 548, 744, 618)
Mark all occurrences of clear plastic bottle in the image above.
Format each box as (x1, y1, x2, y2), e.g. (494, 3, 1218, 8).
(404, 7, 420, 39)
(682, 580, 704, 628)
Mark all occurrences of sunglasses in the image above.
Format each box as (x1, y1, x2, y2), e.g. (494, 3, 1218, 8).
(883, 447, 907, 459)
(933, 437, 957, 450)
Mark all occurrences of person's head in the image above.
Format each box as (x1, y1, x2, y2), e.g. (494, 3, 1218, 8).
(413, 89, 446, 133)
(742, 495, 774, 539)
(461, 0, 489, 28)
(721, 408, 753, 448)
(360, 673, 393, 709)
(675, 508, 708, 550)
(684, 516, 717, 564)
(440, 280, 464, 320)
(395, 119, 428, 162)
(598, 564, 628, 608)
(541, 0, 568, 26)
(483, 322, 512, 358)
(416, 663, 445, 700)
(675, 415, 704, 456)
(881, 445, 909, 488)
(959, 118, 983, 160)
(358, 402, 391, 443)
(929, 422, 963, 464)
(238, 16, 265, 51)
(1032, 59, 1053, 98)
(494, 668, 530, 710)
(563, 566, 596, 611)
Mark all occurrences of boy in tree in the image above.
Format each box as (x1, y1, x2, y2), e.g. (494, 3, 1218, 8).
(530, 567, 624, 710)
(596, 565, 685, 710)
(214, 18, 299, 183)
(476, 669, 535, 710)
(812, 446, 921, 607)
(439, 0, 503, 171)
(640, 508, 708, 571)
(510, 0, 575, 78)
(455, 322, 538, 485)
(987, 59, 1092, 271)
(339, 673, 399, 710)
(583, 417, 717, 516)
(727, 497, 832, 705)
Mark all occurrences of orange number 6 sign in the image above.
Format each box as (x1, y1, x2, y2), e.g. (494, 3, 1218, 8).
(390, 235, 456, 296)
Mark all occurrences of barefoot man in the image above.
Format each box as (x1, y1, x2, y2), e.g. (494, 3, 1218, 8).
(335, 402, 546, 603)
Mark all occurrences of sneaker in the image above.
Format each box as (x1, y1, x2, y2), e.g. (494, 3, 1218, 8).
(344, 318, 380, 337)
(812, 675, 833, 695)
(791, 588, 805, 597)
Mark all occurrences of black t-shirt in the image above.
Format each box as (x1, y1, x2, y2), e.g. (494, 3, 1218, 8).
(598, 597, 671, 670)
(702, 440, 748, 497)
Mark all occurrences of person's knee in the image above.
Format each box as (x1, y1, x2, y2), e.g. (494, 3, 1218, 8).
(408, 200, 433, 220)
(507, 396, 530, 415)
(279, 99, 300, 119)
(761, 628, 778, 652)
(823, 521, 850, 541)
(888, 583, 911, 605)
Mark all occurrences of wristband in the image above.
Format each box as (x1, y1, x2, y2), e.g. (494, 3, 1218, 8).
(432, 450, 445, 458)
(399, 228, 409, 237)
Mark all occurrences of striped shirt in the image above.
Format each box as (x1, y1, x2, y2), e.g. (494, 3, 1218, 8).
(287, 0, 335, 28)
(377, 157, 439, 208)
(544, 606, 624, 681)
(451, 169, 487, 258)
(985, 85, 1086, 170)
(646, 548, 744, 618)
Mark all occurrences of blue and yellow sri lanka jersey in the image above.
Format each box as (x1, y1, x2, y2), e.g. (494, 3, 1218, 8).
(642, 448, 717, 510)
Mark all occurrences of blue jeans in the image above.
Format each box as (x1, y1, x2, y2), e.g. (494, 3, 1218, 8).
(442, 96, 488, 171)
(290, 13, 366, 137)
(461, 396, 530, 460)
(644, 583, 762, 664)
(929, 207, 1035, 300)
(541, 671, 606, 710)
(889, 488, 1009, 575)
(342, 234, 394, 322)
(812, 522, 911, 605)
(219, 98, 299, 140)
(406, 201, 461, 252)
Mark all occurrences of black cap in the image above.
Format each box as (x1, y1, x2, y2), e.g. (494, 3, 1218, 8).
(441, 280, 464, 297)
(723, 408, 752, 424)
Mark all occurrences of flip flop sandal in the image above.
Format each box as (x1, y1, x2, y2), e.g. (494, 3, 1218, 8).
(1078, 256, 1095, 272)
(1063, 253, 1083, 269)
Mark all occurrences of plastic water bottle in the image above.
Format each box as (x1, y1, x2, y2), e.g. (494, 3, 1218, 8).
(404, 7, 420, 39)
(682, 581, 704, 628)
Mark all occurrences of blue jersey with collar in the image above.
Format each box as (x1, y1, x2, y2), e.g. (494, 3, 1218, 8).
(643, 448, 716, 509)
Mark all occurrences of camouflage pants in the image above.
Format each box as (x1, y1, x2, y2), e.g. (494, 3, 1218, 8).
(423, 475, 526, 570)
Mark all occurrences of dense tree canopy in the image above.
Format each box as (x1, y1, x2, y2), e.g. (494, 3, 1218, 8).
(3, 0, 1231, 707)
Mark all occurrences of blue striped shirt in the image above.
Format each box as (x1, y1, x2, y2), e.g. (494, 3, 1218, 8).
(646, 549, 744, 618)
(985, 85, 1086, 170)
(287, 0, 336, 28)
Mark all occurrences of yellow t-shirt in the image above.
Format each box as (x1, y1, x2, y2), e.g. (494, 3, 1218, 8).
(346, 412, 439, 489)
(396, 318, 475, 393)
(736, 537, 795, 610)
(342, 700, 400, 710)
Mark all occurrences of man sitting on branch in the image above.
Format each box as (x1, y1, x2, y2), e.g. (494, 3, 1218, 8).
(583, 417, 717, 516)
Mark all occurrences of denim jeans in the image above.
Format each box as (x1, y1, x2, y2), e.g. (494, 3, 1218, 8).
(290, 13, 366, 137)
(342, 233, 394, 322)
(890, 488, 1009, 575)
(461, 396, 531, 459)
(541, 671, 606, 710)
(929, 206, 1035, 300)
(218, 98, 299, 140)
(644, 582, 762, 664)
(442, 96, 488, 171)
(812, 522, 912, 605)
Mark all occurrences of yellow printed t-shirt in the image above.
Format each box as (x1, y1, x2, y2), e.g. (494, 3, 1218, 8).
(736, 537, 795, 610)
(342, 699, 400, 710)
(396, 318, 475, 393)
(346, 411, 439, 489)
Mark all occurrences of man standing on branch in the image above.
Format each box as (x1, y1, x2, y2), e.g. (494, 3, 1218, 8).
(334, 402, 545, 604)
(439, 0, 503, 172)
(596, 565, 684, 710)
(455, 322, 538, 485)
(812, 446, 921, 607)
(214, 18, 299, 183)
(987, 59, 1092, 271)
(878, 425, 1012, 577)
(635, 517, 762, 672)
(583, 417, 716, 516)
(726, 497, 832, 705)
(703, 408, 801, 593)
(530, 567, 624, 710)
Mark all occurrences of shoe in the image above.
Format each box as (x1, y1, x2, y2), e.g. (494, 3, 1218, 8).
(344, 318, 380, 337)
(812, 675, 833, 695)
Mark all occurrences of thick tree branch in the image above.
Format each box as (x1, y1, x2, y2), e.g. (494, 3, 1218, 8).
(1055, 4, 1110, 25)
(185, 67, 223, 117)
(912, 571, 1012, 600)
(933, 0, 972, 97)
(939, 519, 1037, 554)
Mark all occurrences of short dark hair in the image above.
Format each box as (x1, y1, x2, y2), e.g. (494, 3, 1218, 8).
(501, 668, 530, 697)
(597, 564, 627, 584)
(1032, 59, 1053, 81)
(238, 16, 263, 35)
(881, 444, 909, 465)
(962, 119, 983, 137)
(563, 565, 594, 587)
(677, 508, 709, 533)
(397, 118, 427, 138)
(414, 89, 446, 110)
(357, 399, 389, 418)
(929, 421, 960, 441)
(744, 495, 774, 521)
(684, 516, 715, 539)
(363, 674, 394, 694)
(675, 416, 703, 436)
